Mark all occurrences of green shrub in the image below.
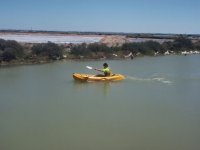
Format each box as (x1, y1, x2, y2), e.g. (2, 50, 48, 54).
(32, 43, 45, 55)
(31, 42, 63, 59)
(122, 41, 162, 55)
(2, 48, 16, 61)
(172, 36, 193, 51)
(0, 39, 24, 61)
(70, 43, 90, 56)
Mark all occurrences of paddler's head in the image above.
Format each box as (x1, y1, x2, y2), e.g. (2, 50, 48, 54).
(103, 63, 108, 68)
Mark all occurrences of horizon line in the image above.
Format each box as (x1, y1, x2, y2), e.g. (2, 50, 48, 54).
(0, 28, 200, 36)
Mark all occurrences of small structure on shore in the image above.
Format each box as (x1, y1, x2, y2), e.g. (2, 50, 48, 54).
(113, 53, 118, 57)
(164, 51, 170, 55)
(124, 52, 134, 59)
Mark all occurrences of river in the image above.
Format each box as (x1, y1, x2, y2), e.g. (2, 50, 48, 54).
(0, 55, 200, 150)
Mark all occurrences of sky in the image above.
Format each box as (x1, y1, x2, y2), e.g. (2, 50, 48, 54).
(0, 0, 200, 34)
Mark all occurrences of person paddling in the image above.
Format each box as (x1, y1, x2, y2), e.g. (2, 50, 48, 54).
(95, 63, 112, 77)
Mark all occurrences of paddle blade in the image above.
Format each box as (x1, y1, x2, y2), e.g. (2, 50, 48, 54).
(86, 66, 93, 69)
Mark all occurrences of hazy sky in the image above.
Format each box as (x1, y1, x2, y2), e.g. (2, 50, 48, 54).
(0, 0, 199, 34)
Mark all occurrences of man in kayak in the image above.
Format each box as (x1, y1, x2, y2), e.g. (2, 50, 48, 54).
(95, 63, 112, 77)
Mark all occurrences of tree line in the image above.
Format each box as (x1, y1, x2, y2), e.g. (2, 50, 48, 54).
(0, 40, 63, 62)
(0, 36, 200, 62)
(71, 36, 200, 57)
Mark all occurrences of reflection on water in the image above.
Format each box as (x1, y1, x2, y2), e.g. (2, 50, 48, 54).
(73, 81, 111, 96)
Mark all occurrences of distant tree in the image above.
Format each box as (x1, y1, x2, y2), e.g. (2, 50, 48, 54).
(70, 43, 90, 56)
(110, 46, 122, 52)
(122, 41, 162, 55)
(70, 43, 115, 57)
(162, 41, 174, 52)
(32, 42, 63, 59)
(144, 41, 162, 51)
(172, 35, 193, 51)
(2, 48, 16, 61)
(5, 40, 24, 57)
(87, 43, 112, 53)
(194, 40, 200, 50)
(122, 43, 140, 53)
(0, 39, 24, 61)
(32, 43, 45, 55)
(0, 39, 6, 50)
(44, 42, 63, 59)
(0, 50, 3, 62)
(137, 43, 155, 55)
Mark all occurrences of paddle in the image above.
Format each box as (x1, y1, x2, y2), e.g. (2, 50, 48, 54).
(86, 66, 93, 70)
(86, 65, 114, 76)
(86, 66, 103, 72)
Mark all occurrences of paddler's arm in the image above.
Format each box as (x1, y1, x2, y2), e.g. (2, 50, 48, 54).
(94, 68, 104, 72)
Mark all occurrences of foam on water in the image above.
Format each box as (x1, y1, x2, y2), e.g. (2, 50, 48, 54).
(126, 76, 172, 84)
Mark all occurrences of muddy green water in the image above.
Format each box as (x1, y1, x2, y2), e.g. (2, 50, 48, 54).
(0, 55, 200, 150)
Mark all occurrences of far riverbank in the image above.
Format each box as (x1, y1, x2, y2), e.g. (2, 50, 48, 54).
(0, 32, 200, 66)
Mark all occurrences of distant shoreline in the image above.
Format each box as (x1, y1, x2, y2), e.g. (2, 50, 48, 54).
(0, 31, 200, 67)
(1, 30, 200, 44)
(1, 51, 200, 67)
(1, 29, 200, 36)
(0, 30, 200, 43)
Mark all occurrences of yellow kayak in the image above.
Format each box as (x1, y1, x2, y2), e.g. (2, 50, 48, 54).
(73, 73, 125, 82)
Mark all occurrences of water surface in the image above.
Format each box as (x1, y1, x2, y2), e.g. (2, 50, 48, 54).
(0, 55, 200, 150)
